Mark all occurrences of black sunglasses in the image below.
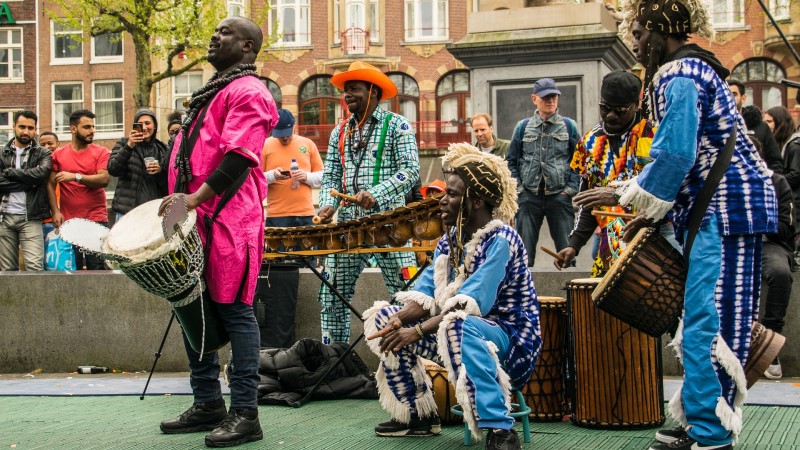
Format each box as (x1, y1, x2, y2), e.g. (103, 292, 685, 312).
(599, 102, 635, 116)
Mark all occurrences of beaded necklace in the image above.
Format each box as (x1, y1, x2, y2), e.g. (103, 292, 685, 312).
(175, 63, 258, 188)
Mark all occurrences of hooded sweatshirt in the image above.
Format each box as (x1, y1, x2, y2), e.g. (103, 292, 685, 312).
(107, 108, 168, 214)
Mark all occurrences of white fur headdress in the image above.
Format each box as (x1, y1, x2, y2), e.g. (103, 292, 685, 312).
(441, 143, 518, 224)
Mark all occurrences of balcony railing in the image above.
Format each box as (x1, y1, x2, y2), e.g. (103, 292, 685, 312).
(341, 27, 370, 55)
(296, 121, 472, 152)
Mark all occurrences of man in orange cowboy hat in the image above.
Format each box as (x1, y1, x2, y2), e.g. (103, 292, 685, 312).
(315, 61, 420, 345)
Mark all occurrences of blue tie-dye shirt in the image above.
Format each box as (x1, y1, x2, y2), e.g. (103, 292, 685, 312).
(636, 57, 777, 240)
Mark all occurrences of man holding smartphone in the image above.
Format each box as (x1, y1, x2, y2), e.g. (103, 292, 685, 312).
(107, 108, 169, 223)
(260, 109, 323, 227)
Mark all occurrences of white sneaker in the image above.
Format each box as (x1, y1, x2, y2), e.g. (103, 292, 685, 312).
(764, 360, 782, 380)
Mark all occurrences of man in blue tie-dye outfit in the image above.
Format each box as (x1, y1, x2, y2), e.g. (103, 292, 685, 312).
(614, 0, 778, 449)
(364, 143, 541, 450)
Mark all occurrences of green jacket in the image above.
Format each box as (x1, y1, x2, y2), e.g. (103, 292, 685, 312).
(475, 138, 510, 159)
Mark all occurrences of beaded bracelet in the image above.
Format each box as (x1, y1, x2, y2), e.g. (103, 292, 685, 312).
(415, 324, 425, 338)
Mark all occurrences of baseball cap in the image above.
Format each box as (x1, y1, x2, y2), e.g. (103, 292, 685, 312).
(272, 109, 295, 138)
(532, 78, 561, 97)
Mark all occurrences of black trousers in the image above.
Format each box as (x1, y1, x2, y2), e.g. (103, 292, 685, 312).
(761, 241, 793, 334)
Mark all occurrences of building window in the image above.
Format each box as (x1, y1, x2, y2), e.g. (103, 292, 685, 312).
(52, 21, 83, 64)
(405, 0, 448, 41)
(730, 58, 786, 110)
(0, 111, 12, 146)
(228, 0, 245, 17)
(341, 0, 379, 42)
(173, 72, 204, 112)
(268, 0, 310, 46)
(0, 28, 22, 81)
(91, 32, 123, 63)
(769, 0, 790, 20)
(260, 77, 283, 110)
(379, 73, 419, 123)
(53, 82, 83, 135)
(710, 0, 744, 28)
(298, 76, 342, 148)
(436, 70, 471, 142)
(93, 81, 124, 134)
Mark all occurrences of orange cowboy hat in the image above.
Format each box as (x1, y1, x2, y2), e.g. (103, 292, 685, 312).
(420, 179, 447, 198)
(330, 61, 398, 101)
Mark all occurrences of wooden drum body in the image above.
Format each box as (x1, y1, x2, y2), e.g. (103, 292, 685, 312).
(521, 296, 568, 421)
(424, 362, 462, 425)
(593, 226, 686, 337)
(568, 278, 664, 429)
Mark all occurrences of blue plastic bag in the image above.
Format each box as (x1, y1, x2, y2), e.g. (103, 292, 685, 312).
(45, 231, 76, 271)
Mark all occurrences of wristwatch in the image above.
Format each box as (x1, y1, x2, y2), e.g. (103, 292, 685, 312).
(75, 173, 83, 184)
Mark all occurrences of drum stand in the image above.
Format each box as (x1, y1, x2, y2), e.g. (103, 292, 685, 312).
(293, 256, 429, 405)
(140, 311, 176, 400)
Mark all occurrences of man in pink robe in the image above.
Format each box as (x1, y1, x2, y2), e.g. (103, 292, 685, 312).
(158, 17, 276, 448)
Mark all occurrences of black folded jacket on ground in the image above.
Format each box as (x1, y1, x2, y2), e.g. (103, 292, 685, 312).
(249, 338, 378, 407)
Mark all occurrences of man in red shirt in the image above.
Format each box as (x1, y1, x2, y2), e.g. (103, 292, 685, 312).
(47, 109, 110, 270)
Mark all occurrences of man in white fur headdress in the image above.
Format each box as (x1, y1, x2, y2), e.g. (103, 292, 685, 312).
(364, 143, 541, 450)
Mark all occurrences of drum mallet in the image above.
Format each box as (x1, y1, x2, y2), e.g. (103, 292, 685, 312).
(591, 210, 638, 220)
(330, 188, 359, 203)
(540, 246, 565, 262)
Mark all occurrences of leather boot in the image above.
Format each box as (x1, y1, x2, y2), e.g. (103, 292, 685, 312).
(204, 408, 263, 448)
(160, 398, 227, 434)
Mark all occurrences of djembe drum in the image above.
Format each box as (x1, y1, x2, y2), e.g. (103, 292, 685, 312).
(60, 199, 229, 355)
(521, 296, 568, 421)
(568, 278, 664, 429)
(424, 362, 462, 425)
(592, 227, 685, 337)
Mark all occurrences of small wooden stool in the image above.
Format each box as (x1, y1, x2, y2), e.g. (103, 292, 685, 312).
(450, 389, 532, 445)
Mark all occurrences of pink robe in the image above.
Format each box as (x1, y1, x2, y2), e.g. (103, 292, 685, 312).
(168, 76, 276, 305)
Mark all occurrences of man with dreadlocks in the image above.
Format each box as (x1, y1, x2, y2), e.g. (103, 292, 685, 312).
(158, 16, 277, 448)
(364, 143, 541, 450)
(611, 1, 778, 449)
(315, 61, 420, 344)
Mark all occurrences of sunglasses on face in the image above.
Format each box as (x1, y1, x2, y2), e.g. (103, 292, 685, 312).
(599, 102, 635, 116)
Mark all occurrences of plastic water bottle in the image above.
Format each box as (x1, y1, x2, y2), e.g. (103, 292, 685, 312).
(322, 331, 331, 345)
(290, 159, 300, 189)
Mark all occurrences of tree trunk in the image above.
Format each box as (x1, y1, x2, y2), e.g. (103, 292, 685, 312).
(133, 34, 154, 109)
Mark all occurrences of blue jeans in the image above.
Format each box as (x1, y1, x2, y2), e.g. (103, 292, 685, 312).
(265, 216, 314, 227)
(183, 291, 261, 409)
(514, 189, 574, 266)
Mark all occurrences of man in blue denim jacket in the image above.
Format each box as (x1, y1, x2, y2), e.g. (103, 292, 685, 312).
(506, 78, 581, 267)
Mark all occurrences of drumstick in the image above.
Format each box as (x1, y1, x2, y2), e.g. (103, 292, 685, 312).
(591, 210, 638, 219)
(540, 246, 564, 262)
(330, 189, 359, 203)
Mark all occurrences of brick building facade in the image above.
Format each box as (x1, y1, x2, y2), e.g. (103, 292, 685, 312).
(36, 1, 138, 151)
(0, 0, 37, 145)
(153, 0, 473, 156)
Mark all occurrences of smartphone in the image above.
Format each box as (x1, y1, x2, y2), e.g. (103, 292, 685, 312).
(280, 170, 291, 176)
(132, 122, 143, 133)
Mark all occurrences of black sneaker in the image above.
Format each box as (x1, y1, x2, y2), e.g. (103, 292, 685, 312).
(485, 428, 521, 450)
(655, 425, 688, 444)
(204, 408, 263, 448)
(649, 434, 732, 450)
(160, 399, 227, 434)
(374, 413, 441, 437)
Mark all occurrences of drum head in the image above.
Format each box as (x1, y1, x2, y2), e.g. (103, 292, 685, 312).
(538, 296, 567, 308)
(59, 219, 130, 262)
(592, 226, 652, 300)
(106, 199, 197, 257)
